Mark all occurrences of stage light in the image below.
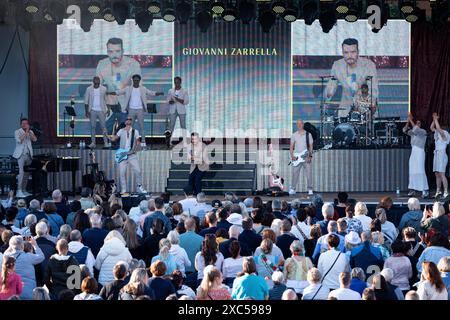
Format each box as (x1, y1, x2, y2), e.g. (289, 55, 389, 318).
(43, 1, 65, 24)
(272, 1, 286, 14)
(162, 1, 176, 22)
(211, 1, 225, 15)
(335, 0, 349, 14)
(102, 7, 115, 21)
(135, 10, 153, 32)
(259, 8, 276, 32)
(405, 7, 420, 22)
(319, 3, 336, 33)
(176, 0, 192, 24)
(344, 3, 358, 22)
(196, 9, 213, 32)
(147, 1, 161, 14)
(87, 1, 102, 15)
(24, 0, 39, 14)
(222, 1, 237, 22)
(399, 0, 414, 14)
(113, 1, 129, 25)
(239, 0, 256, 24)
(302, 0, 318, 25)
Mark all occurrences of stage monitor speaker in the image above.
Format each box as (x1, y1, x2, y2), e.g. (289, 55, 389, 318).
(121, 194, 147, 213)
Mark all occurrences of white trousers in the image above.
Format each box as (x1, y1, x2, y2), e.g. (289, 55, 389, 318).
(119, 155, 142, 192)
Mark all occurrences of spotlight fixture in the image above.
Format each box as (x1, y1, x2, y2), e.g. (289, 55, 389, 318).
(162, 2, 176, 22)
(87, 1, 102, 15)
(335, 0, 349, 14)
(222, 1, 237, 22)
(344, 2, 358, 22)
(24, 0, 39, 14)
(211, 1, 225, 15)
(399, 0, 414, 14)
(196, 9, 213, 32)
(405, 7, 420, 22)
(272, 1, 286, 14)
(259, 7, 277, 32)
(135, 10, 153, 32)
(147, 1, 161, 14)
(302, 0, 319, 25)
(239, 0, 256, 24)
(102, 3, 116, 22)
(113, 1, 129, 25)
(319, 3, 337, 33)
(176, 0, 192, 24)
(282, 2, 298, 22)
(43, 1, 66, 24)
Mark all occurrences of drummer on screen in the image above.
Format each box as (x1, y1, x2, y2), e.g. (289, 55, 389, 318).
(324, 38, 378, 118)
(353, 83, 377, 117)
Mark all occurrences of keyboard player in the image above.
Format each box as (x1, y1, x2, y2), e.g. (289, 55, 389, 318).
(13, 118, 37, 198)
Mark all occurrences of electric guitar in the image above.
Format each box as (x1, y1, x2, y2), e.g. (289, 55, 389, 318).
(289, 144, 332, 167)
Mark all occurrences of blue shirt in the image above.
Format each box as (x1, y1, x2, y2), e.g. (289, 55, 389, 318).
(312, 233, 346, 262)
(350, 278, 368, 295)
(417, 246, 450, 273)
(143, 211, 172, 239)
(232, 274, 269, 300)
(179, 231, 203, 273)
(151, 254, 178, 275)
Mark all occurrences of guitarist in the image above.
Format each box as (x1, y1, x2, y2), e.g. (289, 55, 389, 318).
(289, 119, 314, 196)
(108, 117, 147, 195)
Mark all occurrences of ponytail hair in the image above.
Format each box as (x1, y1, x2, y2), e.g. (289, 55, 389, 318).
(198, 266, 221, 299)
(1, 256, 16, 291)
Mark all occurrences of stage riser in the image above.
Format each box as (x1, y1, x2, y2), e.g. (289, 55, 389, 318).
(33, 148, 409, 194)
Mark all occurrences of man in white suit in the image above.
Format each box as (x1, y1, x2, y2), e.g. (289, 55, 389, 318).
(13, 118, 37, 198)
(113, 74, 164, 149)
(166, 76, 189, 135)
(84, 76, 111, 149)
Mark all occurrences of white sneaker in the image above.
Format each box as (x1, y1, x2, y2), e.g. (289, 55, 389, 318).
(137, 185, 147, 194)
(444, 192, 450, 199)
(308, 190, 314, 196)
(407, 190, 416, 197)
(288, 188, 296, 195)
(434, 191, 442, 198)
(16, 190, 27, 198)
(104, 142, 111, 148)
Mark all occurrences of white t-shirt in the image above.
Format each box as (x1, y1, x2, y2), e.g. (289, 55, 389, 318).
(129, 87, 143, 109)
(92, 88, 102, 111)
(290, 131, 313, 154)
(116, 128, 140, 150)
(222, 257, 245, 279)
(329, 287, 361, 300)
(434, 130, 450, 151)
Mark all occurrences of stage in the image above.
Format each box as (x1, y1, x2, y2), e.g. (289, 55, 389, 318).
(31, 145, 411, 195)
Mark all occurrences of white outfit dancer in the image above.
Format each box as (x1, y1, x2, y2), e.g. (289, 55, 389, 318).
(403, 125, 429, 192)
(433, 130, 450, 173)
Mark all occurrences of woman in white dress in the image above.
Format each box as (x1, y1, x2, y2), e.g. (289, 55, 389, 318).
(430, 113, 450, 199)
(403, 112, 429, 198)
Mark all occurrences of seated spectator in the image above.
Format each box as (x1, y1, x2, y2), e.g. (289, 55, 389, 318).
(68, 230, 95, 275)
(3, 208, 20, 234)
(196, 266, 231, 300)
(380, 268, 404, 300)
(370, 273, 398, 300)
(95, 230, 132, 286)
(276, 219, 298, 259)
(348, 268, 366, 296)
(317, 234, 349, 291)
(122, 218, 143, 259)
(329, 272, 361, 300)
(344, 231, 361, 260)
(269, 271, 288, 300)
(304, 224, 321, 259)
(350, 231, 384, 278)
(343, 204, 363, 234)
(34, 221, 57, 286)
(254, 239, 280, 279)
(281, 289, 298, 300)
(337, 218, 348, 237)
(99, 261, 128, 300)
(335, 192, 349, 219)
(271, 199, 286, 220)
(216, 207, 232, 233)
(73, 211, 92, 235)
(384, 240, 413, 293)
(405, 290, 419, 300)
(179, 218, 203, 277)
(151, 239, 178, 275)
(32, 287, 50, 300)
(138, 199, 155, 232)
(82, 214, 108, 258)
(0, 256, 23, 300)
(171, 270, 196, 300)
(312, 221, 345, 264)
(0, 230, 13, 253)
(178, 187, 198, 216)
(231, 257, 269, 300)
(147, 260, 176, 300)
(4, 235, 44, 299)
(318, 203, 335, 235)
(398, 198, 425, 234)
(142, 218, 166, 267)
(52, 189, 71, 222)
(142, 197, 172, 239)
(417, 261, 448, 300)
(80, 188, 95, 211)
(375, 208, 398, 244)
(371, 231, 391, 261)
(302, 268, 329, 300)
(222, 240, 245, 287)
(270, 219, 282, 237)
(354, 202, 372, 231)
(238, 218, 262, 254)
(421, 202, 449, 237)
(195, 234, 224, 284)
(58, 224, 72, 242)
(45, 239, 79, 299)
(120, 268, 153, 300)
(20, 214, 36, 236)
(199, 211, 218, 237)
(191, 193, 212, 222)
(361, 288, 376, 300)
(283, 240, 313, 281)
(416, 232, 450, 273)
(16, 199, 29, 227)
(437, 256, 450, 299)
(167, 230, 191, 277)
(74, 276, 102, 300)
(129, 200, 148, 235)
(65, 201, 81, 229)
(29, 199, 46, 222)
(289, 207, 311, 244)
(255, 229, 284, 263)
(402, 227, 425, 260)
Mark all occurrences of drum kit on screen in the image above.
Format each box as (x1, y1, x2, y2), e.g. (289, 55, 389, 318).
(320, 104, 402, 148)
